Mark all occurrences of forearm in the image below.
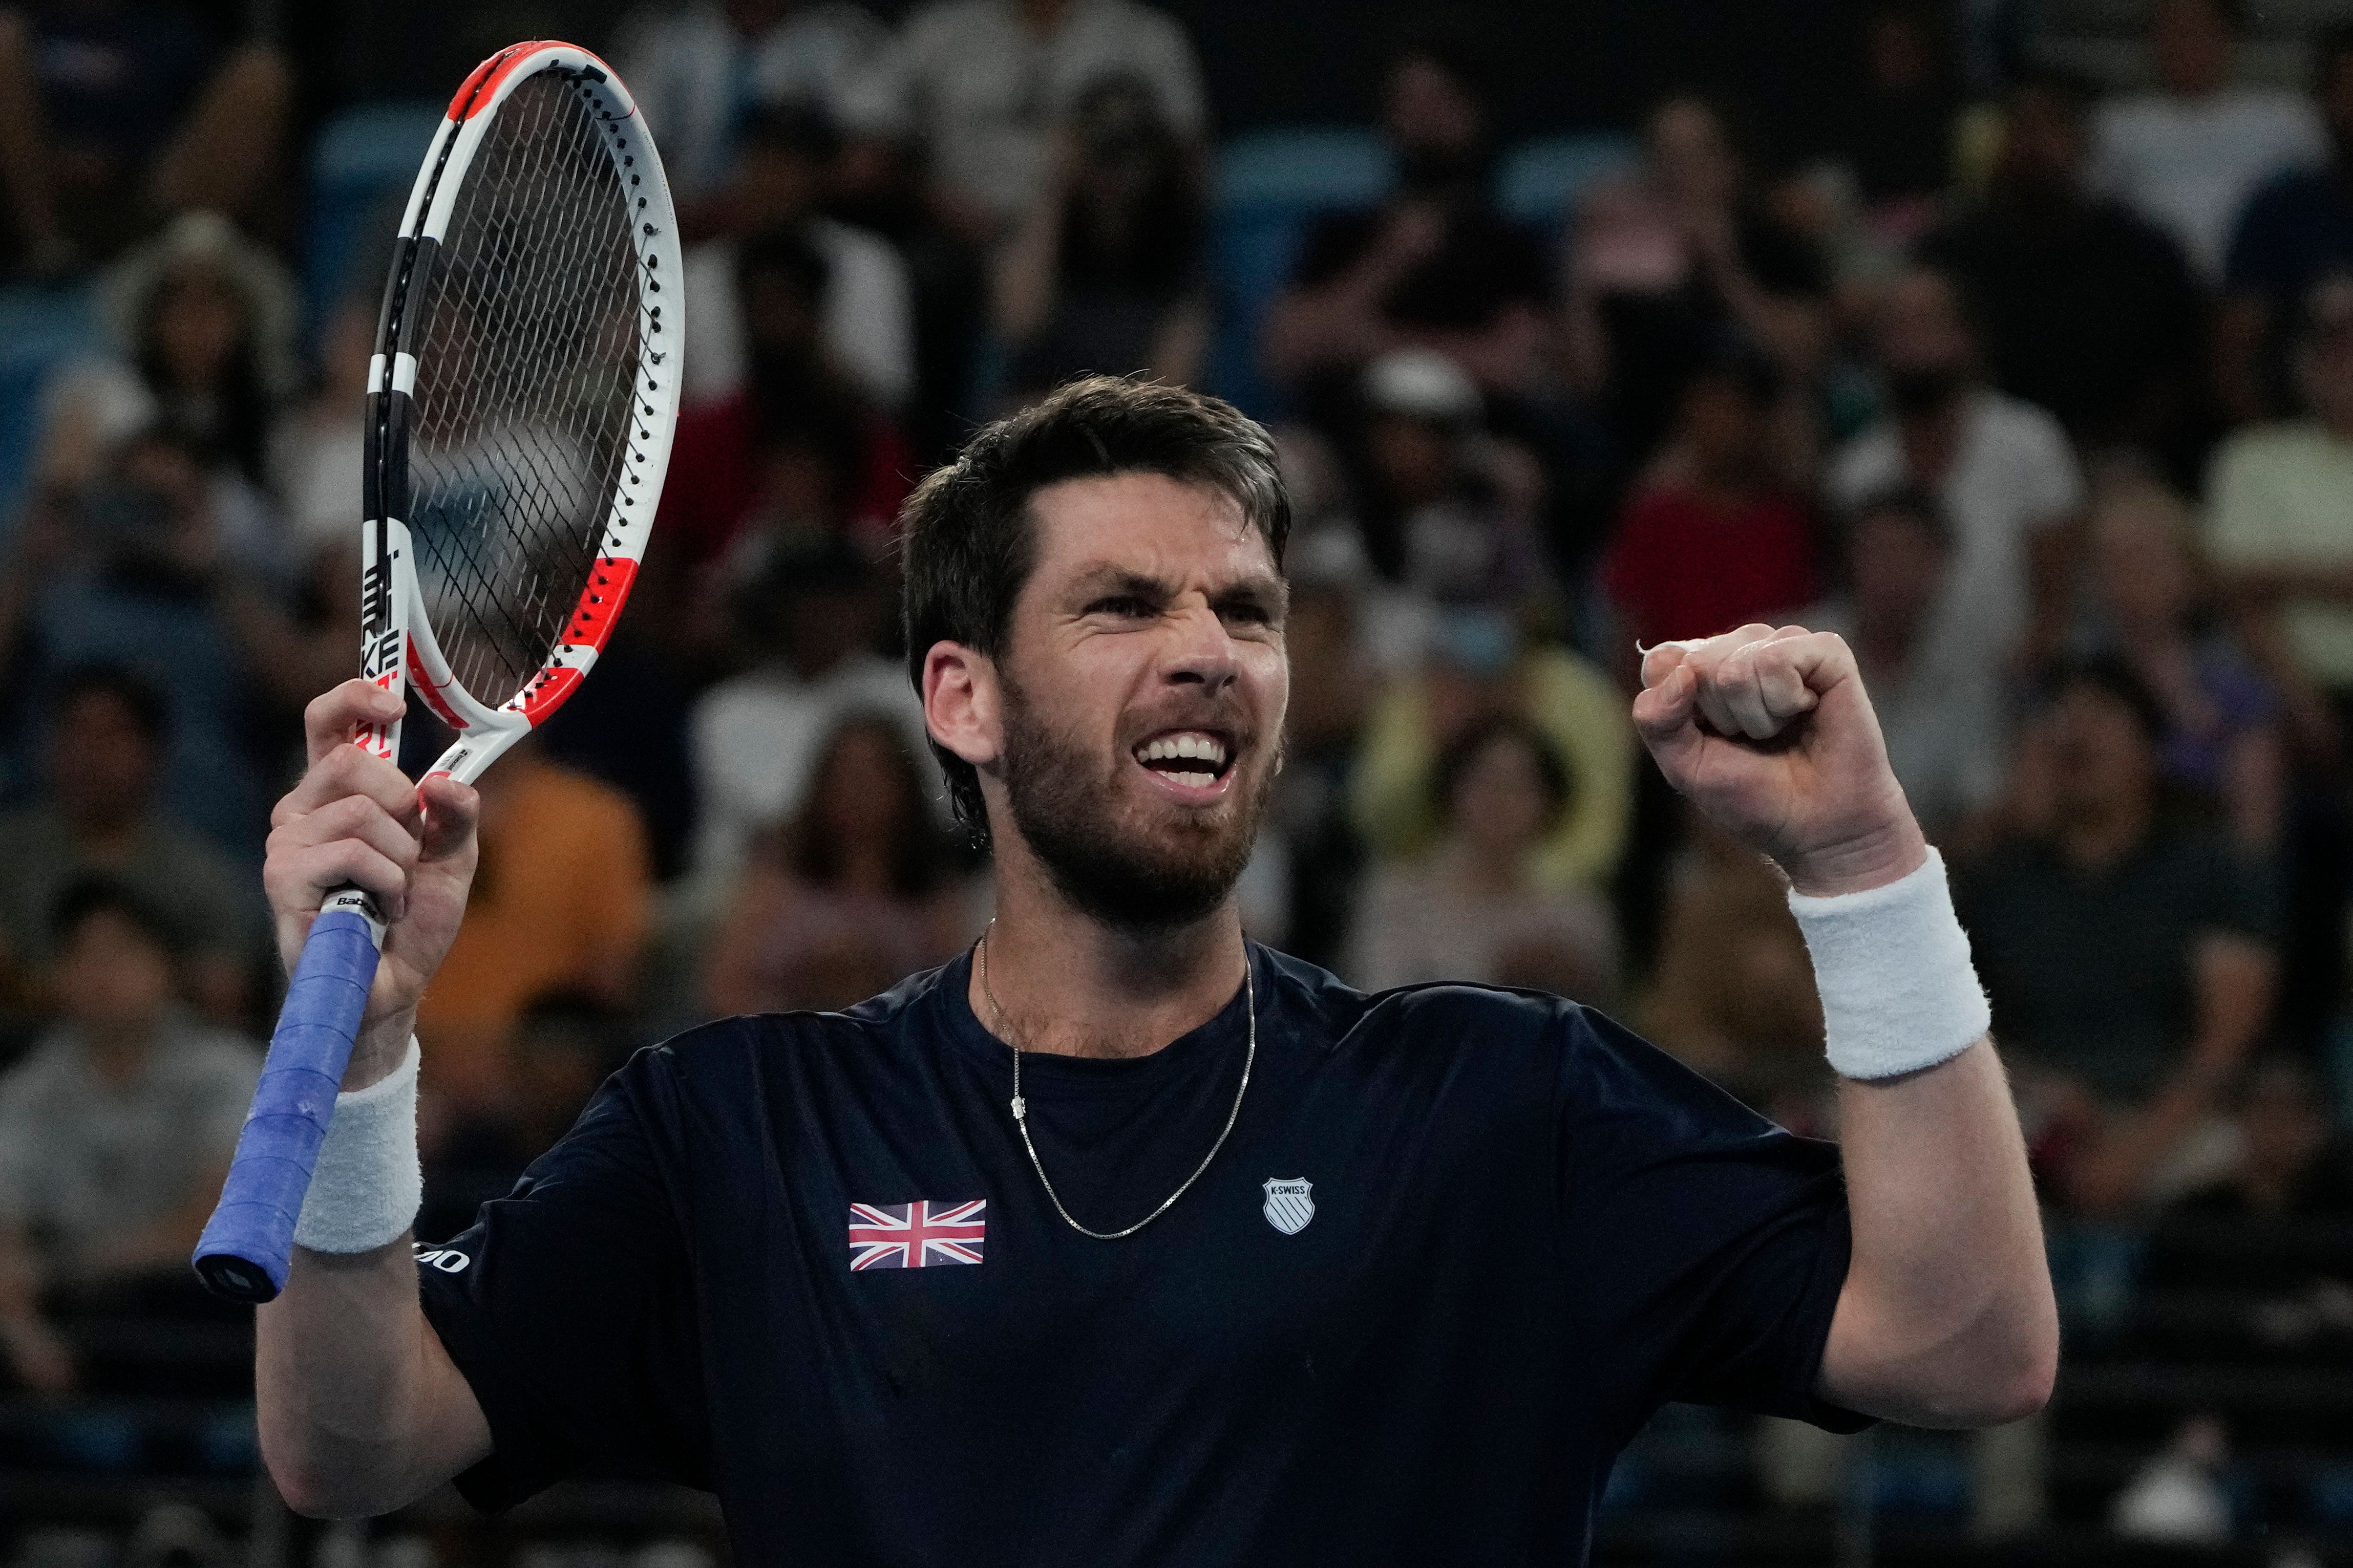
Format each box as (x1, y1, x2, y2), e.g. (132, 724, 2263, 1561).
(253, 1004, 488, 1515)
(257, 1235, 490, 1516)
(1830, 1039, 2054, 1427)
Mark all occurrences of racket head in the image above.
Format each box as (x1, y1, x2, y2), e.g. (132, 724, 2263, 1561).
(359, 40, 681, 785)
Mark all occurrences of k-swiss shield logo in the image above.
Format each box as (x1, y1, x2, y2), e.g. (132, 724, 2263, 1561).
(1263, 1178, 1315, 1235)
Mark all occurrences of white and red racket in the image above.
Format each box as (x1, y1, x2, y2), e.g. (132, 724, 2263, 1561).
(194, 40, 682, 1303)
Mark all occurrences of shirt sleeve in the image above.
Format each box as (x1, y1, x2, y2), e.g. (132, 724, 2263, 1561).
(1556, 1007, 1868, 1438)
(417, 1066, 707, 1511)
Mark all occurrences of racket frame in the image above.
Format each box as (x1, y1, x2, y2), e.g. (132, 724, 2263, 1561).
(192, 40, 680, 1304)
(359, 38, 683, 787)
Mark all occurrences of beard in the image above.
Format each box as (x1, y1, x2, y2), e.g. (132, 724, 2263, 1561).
(998, 671, 1279, 932)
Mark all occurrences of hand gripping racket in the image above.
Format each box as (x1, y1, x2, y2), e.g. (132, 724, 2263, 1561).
(193, 40, 683, 1303)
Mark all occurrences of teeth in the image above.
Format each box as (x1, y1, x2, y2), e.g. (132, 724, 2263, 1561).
(1138, 732, 1229, 766)
(1167, 771, 1216, 788)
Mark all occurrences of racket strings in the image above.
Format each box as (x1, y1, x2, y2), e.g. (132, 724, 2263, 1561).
(406, 68, 644, 710)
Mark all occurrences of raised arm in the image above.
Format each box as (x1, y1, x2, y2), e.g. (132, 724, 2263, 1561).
(1633, 626, 2058, 1429)
(251, 680, 492, 1515)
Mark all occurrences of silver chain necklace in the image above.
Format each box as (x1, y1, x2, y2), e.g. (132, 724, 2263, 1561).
(976, 923, 1255, 1240)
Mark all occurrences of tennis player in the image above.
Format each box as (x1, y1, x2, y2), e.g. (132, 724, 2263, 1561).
(254, 379, 2053, 1563)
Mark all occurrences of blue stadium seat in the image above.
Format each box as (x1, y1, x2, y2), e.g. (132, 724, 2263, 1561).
(304, 101, 446, 333)
(1214, 127, 1394, 213)
(1492, 132, 1641, 235)
(1206, 127, 1393, 420)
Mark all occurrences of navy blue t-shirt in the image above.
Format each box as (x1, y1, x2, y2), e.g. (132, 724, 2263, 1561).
(417, 944, 1861, 1566)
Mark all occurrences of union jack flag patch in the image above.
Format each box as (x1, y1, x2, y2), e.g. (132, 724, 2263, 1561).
(848, 1200, 987, 1270)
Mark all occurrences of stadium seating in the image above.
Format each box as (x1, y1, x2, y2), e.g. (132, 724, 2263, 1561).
(1204, 127, 1393, 419)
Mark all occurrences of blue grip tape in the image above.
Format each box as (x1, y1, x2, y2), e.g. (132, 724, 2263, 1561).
(192, 907, 383, 1302)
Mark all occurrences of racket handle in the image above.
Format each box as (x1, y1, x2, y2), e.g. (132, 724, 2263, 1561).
(192, 890, 387, 1303)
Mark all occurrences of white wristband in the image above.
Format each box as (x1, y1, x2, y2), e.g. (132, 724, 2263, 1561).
(1787, 847, 1991, 1081)
(292, 1035, 423, 1253)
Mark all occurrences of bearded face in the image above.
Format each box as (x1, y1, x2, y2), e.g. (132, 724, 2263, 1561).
(950, 471, 1291, 932)
(999, 658, 1282, 929)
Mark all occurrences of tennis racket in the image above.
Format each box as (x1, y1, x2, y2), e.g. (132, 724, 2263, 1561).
(192, 40, 682, 1303)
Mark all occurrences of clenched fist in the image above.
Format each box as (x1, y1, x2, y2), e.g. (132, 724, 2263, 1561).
(262, 679, 480, 1089)
(1632, 624, 1926, 897)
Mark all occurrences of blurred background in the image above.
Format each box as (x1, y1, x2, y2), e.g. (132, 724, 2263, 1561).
(8, 0, 2353, 1562)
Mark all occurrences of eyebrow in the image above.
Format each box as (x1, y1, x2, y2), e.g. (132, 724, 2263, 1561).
(1065, 564, 1290, 616)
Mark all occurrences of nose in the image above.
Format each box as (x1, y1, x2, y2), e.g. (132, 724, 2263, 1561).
(1162, 601, 1240, 695)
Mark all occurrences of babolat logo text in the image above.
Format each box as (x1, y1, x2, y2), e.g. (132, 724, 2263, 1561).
(362, 627, 401, 680)
(413, 1247, 471, 1273)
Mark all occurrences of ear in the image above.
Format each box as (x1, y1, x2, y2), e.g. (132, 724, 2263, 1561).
(921, 640, 1002, 772)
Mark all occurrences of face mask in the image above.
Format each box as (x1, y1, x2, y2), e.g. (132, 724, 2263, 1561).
(1884, 364, 1967, 417)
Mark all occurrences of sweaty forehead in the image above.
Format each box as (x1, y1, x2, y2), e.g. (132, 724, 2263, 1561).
(1023, 471, 1274, 590)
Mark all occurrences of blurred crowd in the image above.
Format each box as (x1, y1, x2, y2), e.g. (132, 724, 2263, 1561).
(11, 0, 2353, 1551)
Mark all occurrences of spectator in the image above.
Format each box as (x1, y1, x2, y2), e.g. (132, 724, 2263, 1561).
(0, 3, 289, 274)
(414, 742, 652, 1115)
(2138, 1058, 2353, 1382)
(1345, 716, 1618, 1003)
(267, 294, 371, 559)
(1351, 605, 1634, 893)
(0, 426, 282, 857)
(614, 0, 896, 227)
(1602, 344, 1819, 663)
(991, 73, 1209, 398)
(1260, 550, 1372, 971)
(2219, 25, 2353, 423)
(239, 296, 373, 719)
(2090, 0, 2323, 282)
(1827, 264, 2086, 679)
(2079, 471, 2283, 852)
(1958, 660, 2278, 1214)
(688, 533, 932, 891)
(0, 878, 259, 1394)
(1805, 487, 2007, 842)
(657, 228, 915, 575)
(33, 210, 298, 496)
(680, 106, 916, 415)
(863, 0, 1206, 246)
(703, 713, 971, 1014)
(2207, 273, 2353, 745)
(1921, 71, 2208, 479)
(2159, 1057, 2353, 1233)
(417, 992, 629, 1244)
(1640, 809, 1827, 1120)
(1262, 38, 1552, 401)
(1562, 92, 1830, 465)
(1833, 4, 1960, 237)
(1330, 348, 1554, 610)
(0, 667, 261, 1022)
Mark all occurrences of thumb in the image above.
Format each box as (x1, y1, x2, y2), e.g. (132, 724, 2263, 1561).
(1631, 661, 1704, 777)
(417, 775, 480, 862)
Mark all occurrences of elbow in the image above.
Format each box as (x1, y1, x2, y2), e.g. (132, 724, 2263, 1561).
(1839, 1274, 2061, 1428)
(267, 1463, 375, 1521)
(1942, 1304, 2061, 1428)
(261, 1434, 413, 1520)
(1973, 1336, 2059, 1427)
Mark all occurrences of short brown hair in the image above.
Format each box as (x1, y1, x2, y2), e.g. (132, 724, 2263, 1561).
(899, 377, 1291, 846)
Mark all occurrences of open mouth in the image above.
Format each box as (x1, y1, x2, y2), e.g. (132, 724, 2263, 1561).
(1132, 728, 1237, 794)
